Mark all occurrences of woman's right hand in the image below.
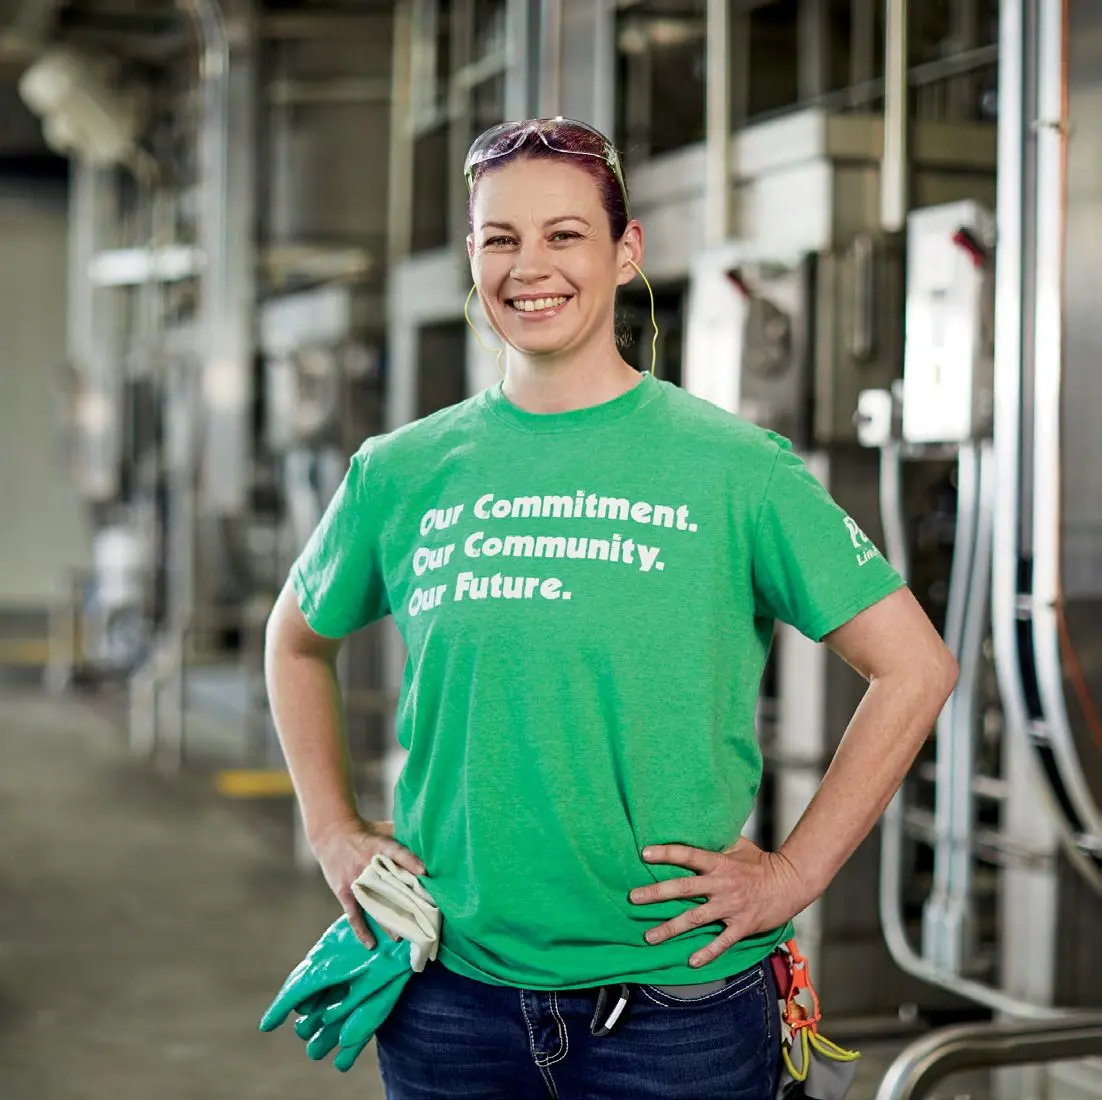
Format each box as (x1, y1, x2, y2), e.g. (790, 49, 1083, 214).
(311, 816, 427, 948)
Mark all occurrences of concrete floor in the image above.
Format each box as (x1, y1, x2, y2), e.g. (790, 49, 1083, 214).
(0, 685, 384, 1100)
(1, 683, 1003, 1100)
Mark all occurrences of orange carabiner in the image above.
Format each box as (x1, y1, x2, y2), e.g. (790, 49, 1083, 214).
(780, 939, 822, 1034)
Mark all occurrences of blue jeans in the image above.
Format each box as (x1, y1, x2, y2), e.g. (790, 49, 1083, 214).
(375, 957, 780, 1099)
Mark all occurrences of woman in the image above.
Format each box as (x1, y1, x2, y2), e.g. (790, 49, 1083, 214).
(264, 117, 958, 1100)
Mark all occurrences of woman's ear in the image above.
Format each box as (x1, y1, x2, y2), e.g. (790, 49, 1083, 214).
(616, 221, 644, 287)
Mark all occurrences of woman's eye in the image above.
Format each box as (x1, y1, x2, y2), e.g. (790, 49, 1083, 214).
(484, 236, 515, 247)
(551, 231, 580, 242)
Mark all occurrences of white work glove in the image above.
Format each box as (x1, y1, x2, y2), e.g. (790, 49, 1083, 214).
(351, 853, 442, 973)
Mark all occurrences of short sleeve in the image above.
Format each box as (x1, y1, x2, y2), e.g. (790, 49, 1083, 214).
(752, 441, 905, 641)
(290, 444, 390, 638)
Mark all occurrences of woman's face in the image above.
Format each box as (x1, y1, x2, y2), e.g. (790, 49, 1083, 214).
(468, 157, 642, 362)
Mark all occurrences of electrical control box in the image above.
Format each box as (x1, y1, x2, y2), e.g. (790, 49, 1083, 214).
(684, 236, 904, 449)
(902, 201, 996, 445)
(684, 244, 812, 444)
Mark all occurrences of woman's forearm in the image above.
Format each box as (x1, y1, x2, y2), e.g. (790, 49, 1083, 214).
(776, 663, 956, 907)
(265, 641, 361, 847)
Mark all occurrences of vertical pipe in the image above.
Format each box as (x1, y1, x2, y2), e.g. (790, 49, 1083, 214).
(591, 0, 616, 138)
(503, 0, 533, 120)
(947, 442, 996, 966)
(880, 0, 908, 232)
(1031, 0, 1102, 839)
(923, 445, 977, 971)
(175, 1, 223, 634)
(387, 0, 415, 267)
(539, 0, 563, 117)
(798, 0, 829, 103)
(947, 0, 981, 119)
(704, 0, 731, 247)
(730, 8, 750, 129)
(67, 161, 120, 504)
(448, 0, 474, 259)
(851, 0, 877, 90)
(178, 0, 256, 518)
(990, 0, 1061, 1059)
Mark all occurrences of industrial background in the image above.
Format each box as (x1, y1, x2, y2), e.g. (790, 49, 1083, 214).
(0, 0, 1100, 1098)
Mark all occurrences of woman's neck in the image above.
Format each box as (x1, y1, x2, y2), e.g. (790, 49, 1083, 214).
(501, 346, 643, 415)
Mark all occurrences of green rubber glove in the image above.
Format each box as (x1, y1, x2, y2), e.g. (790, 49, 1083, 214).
(336, 968, 410, 1050)
(323, 976, 408, 1073)
(259, 911, 411, 1034)
(294, 961, 414, 1071)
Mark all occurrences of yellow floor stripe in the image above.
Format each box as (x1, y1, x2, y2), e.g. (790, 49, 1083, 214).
(0, 639, 51, 665)
(214, 770, 295, 798)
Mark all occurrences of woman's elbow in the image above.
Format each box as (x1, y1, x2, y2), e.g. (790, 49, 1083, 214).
(936, 645, 960, 702)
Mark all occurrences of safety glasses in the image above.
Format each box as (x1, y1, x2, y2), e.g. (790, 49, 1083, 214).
(463, 116, 630, 216)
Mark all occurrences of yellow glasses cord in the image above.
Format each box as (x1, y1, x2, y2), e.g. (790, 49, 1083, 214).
(463, 261, 660, 378)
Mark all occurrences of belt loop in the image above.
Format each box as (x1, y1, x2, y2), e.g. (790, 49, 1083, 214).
(590, 984, 632, 1037)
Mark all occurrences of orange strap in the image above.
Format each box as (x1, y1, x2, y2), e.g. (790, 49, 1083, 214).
(779, 939, 821, 1034)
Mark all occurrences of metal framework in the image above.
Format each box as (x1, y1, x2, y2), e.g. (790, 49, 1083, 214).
(874, 1014, 1102, 1100)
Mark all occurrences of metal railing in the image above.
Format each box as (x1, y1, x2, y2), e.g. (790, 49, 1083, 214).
(874, 1015, 1102, 1100)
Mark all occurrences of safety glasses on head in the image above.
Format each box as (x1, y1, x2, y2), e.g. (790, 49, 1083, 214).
(463, 116, 630, 217)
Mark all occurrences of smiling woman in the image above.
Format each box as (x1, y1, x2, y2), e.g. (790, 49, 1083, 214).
(463, 118, 645, 410)
(263, 114, 957, 1100)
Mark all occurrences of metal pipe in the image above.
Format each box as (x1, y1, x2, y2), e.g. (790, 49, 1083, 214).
(923, 442, 996, 973)
(704, 0, 731, 246)
(877, 439, 910, 581)
(850, 0, 876, 88)
(874, 1015, 1102, 1100)
(539, 0, 563, 117)
(166, 0, 244, 763)
(261, 11, 391, 39)
(879, 789, 1065, 1019)
(880, 0, 908, 231)
(945, 441, 995, 959)
(177, 0, 226, 565)
(797, 0, 828, 102)
(387, 0, 415, 267)
(1030, 0, 1102, 845)
(988, 0, 1068, 1029)
(177, 0, 255, 520)
(923, 445, 975, 970)
(876, 428, 1067, 1016)
(749, 43, 998, 127)
(266, 77, 392, 106)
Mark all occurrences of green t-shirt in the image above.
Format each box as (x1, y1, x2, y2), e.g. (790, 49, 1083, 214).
(291, 372, 904, 991)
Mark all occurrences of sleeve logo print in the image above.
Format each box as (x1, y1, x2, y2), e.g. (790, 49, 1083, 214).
(843, 516, 881, 567)
(406, 490, 701, 618)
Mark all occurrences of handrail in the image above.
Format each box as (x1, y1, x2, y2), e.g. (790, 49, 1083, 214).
(874, 1015, 1102, 1100)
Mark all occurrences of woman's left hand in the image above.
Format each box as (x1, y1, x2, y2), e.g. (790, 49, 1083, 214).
(629, 837, 811, 968)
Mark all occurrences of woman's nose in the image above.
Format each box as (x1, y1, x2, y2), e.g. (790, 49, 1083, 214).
(510, 241, 551, 283)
